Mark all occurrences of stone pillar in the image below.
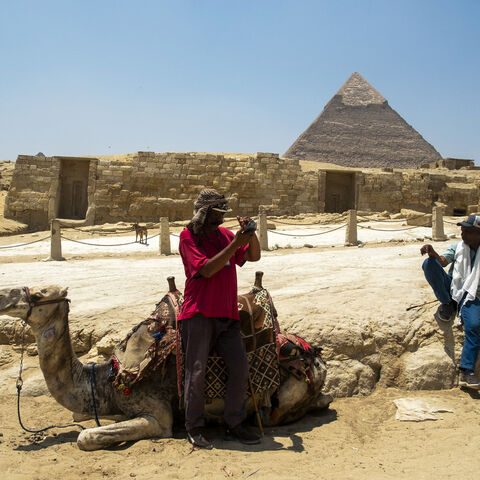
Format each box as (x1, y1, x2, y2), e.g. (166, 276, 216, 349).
(432, 206, 447, 241)
(345, 209, 358, 246)
(258, 207, 268, 251)
(159, 217, 171, 255)
(45, 219, 65, 261)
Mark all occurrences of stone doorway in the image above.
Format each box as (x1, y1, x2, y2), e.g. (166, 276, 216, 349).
(58, 158, 90, 219)
(325, 171, 356, 213)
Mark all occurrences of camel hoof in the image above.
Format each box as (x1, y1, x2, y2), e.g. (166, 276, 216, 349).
(77, 429, 103, 451)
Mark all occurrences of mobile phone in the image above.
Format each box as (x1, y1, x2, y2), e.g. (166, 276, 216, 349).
(242, 220, 257, 234)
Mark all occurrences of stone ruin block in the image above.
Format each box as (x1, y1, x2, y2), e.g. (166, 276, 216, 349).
(401, 209, 432, 227)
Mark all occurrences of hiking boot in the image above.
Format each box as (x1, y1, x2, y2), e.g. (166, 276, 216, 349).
(459, 371, 480, 390)
(224, 424, 261, 445)
(187, 429, 213, 449)
(434, 301, 456, 323)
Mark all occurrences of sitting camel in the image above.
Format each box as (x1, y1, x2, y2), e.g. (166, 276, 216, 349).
(0, 277, 331, 451)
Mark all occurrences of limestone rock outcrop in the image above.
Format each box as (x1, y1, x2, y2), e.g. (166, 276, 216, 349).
(280, 305, 471, 398)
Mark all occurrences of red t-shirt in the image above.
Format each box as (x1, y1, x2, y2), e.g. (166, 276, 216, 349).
(178, 226, 248, 321)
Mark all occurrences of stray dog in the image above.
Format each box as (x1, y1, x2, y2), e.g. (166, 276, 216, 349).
(132, 223, 148, 244)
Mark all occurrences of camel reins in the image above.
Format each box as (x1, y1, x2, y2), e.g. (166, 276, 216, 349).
(16, 287, 88, 434)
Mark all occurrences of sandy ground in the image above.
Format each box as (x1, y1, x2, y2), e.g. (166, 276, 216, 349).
(1, 387, 480, 480)
(1, 221, 480, 479)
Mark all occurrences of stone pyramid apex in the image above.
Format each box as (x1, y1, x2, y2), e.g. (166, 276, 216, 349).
(335, 72, 386, 106)
(284, 73, 442, 168)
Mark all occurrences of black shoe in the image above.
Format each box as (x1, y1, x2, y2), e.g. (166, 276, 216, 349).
(434, 301, 456, 323)
(224, 424, 261, 445)
(459, 371, 480, 390)
(187, 429, 213, 449)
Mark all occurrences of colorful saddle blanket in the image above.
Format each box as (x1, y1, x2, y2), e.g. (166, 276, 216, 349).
(109, 287, 281, 398)
(110, 292, 181, 395)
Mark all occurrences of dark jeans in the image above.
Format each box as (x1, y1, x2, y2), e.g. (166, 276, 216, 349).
(180, 314, 248, 432)
(423, 257, 480, 371)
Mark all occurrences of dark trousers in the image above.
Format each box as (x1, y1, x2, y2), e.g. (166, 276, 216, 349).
(180, 314, 248, 432)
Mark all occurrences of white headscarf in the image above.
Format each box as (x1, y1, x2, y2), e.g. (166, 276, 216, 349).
(451, 241, 480, 304)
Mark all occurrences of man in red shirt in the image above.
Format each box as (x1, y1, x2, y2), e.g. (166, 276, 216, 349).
(179, 189, 261, 449)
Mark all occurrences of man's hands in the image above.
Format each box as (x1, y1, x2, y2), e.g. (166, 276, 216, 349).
(235, 216, 260, 261)
(233, 216, 255, 248)
(198, 215, 260, 278)
(420, 244, 448, 267)
(237, 216, 255, 232)
(420, 244, 437, 257)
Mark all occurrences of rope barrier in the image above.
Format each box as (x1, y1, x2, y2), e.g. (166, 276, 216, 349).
(0, 236, 50, 249)
(357, 216, 405, 223)
(267, 224, 346, 237)
(271, 219, 340, 226)
(60, 234, 141, 247)
(69, 226, 136, 236)
(357, 224, 420, 232)
(357, 213, 429, 223)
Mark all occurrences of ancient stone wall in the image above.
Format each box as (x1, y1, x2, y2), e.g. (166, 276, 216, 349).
(5, 155, 57, 227)
(4, 152, 319, 228)
(356, 171, 404, 212)
(92, 152, 319, 223)
(4, 151, 479, 229)
(356, 170, 480, 214)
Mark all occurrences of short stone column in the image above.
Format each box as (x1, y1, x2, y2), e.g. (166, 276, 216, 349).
(45, 219, 65, 261)
(345, 209, 358, 246)
(258, 207, 268, 251)
(432, 206, 447, 241)
(159, 217, 171, 255)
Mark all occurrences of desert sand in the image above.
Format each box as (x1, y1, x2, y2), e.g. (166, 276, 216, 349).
(1, 216, 480, 479)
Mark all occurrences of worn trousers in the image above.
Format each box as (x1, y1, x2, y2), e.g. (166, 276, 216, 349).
(423, 257, 480, 371)
(180, 314, 248, 432)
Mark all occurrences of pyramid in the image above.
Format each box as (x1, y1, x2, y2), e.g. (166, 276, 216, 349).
(284, 72, 442, 168)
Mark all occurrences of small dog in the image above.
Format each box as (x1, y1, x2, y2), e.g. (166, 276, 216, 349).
(132, 223, 148, 244)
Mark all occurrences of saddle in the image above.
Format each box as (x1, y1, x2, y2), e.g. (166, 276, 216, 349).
(110, 281, 320, 400)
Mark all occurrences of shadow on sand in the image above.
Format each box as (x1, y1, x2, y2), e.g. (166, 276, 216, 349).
(13, 407, 338, 452)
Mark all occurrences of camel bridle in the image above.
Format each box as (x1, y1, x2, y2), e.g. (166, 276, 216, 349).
(22, 286, 70, 321)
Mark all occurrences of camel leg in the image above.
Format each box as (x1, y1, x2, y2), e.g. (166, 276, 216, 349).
(77, 413, 171, 451)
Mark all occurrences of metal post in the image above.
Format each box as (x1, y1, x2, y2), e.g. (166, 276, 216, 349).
(432, 206, 447, 241)
(345, 209, 358, 246)
(45, 219, 65, 261)
(159, 217, 171, 255)
(258, 207, 268, 251)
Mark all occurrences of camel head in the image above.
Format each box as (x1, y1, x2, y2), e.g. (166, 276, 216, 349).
(0, 286, 69, 334)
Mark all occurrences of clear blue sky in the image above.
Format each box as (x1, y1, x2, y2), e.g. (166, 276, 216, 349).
(1, 0, 478, 162)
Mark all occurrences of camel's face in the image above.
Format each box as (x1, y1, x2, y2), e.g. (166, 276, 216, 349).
(0, 286, 68, 328)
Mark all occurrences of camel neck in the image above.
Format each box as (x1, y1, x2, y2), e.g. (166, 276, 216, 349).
(35, 303, 93, 413)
